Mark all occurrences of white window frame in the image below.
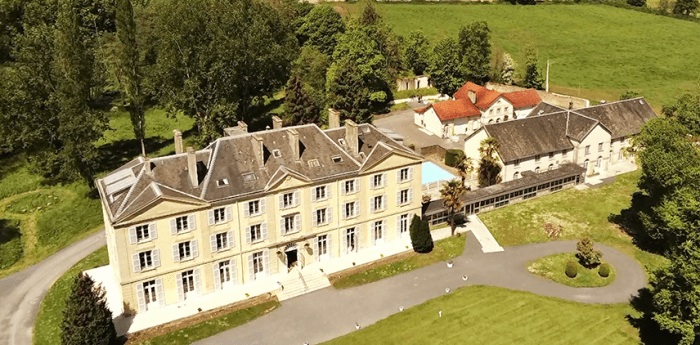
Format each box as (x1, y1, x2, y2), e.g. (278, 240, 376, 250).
(343, 179, 359, 195)
(398, 167, 413, 183)
(175, 215, 190, 233)
(399, 189, 409, 205)
(179, 241, 193, 261)
(585, 145, 591, 155)
(248, 200, 261, 216)
(213, 207, 226, 224)
(250, 224, 263, 243)
(136, 224, 150, 242)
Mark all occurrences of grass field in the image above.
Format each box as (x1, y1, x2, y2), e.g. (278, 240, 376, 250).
(528, 252, 616, 288)
(322, 285, 639, 345)
(330, 235, 466, 289)
(333, 2, 700, 108)
(479, 171, 669, 275)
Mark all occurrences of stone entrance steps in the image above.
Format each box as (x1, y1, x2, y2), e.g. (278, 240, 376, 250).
(277, 266, 330, 301)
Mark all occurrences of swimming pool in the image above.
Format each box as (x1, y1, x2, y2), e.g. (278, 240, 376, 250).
(422, 162, 457, 184)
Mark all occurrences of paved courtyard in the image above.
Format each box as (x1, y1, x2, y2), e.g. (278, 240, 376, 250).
(374, 107, 464, 151)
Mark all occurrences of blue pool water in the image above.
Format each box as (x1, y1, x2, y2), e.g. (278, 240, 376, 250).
(421, 162, 457, 184)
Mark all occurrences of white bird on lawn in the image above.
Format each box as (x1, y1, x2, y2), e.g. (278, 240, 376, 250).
(445, 287, 450, 293)
(462, 275, 468, 281)
(439, 310, 442, 318)
(399, 306, 404, 312)
(355, 322, 361, 330)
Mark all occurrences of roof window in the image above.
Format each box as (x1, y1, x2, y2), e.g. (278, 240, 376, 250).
(338, 138, 346, 146)
(242, 173, 257, 183)
(216, 178, 229, 187)
(272, 149, 281, 158)
(308, 159, 320, 167)
(332, 156, 342, 164)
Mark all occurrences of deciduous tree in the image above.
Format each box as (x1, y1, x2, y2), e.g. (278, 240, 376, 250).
(296, 5, 345, 56)
(427, 37, 463, 96)
(673, 0, 699, 15)
(326, 61, 374, 124)
(458, 21, 491, 85)
(522, 46, 544, 90)
(662, 93, 700, 136)
(404, 30, 431, 76)
(61, 273, 116, 345)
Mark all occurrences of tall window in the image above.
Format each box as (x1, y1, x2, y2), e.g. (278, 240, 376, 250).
(315, 186, 326, 201)
(399, 168, 410, 182)
(549, 152, 554, 160)
(598, 142, 604, 152)
(136, 225, 150, 242)
(562, 150, 568, 158)
(248, 200, 260, 216)
(250, 224, 262, 242)
(585, 145, 591, 155)
(282, 192, 294, 208)
(178, 242, 192, 260)
(181, 270, 195, 294)
(175, 216, 189, 232)
(344, 201, 357, 219)
(514, 159, 520, 168)
(139, 251, 153, 269)
(215, 232, 228, 251)
(346, 228, 356, 253)
(373, 221, 383, 243)
(400, 214, 409, 234)
(344, 180, 355, 194)
(535, 154, 541, 162)
(399, 189, 409, 205)
(218, 261, 231, 286)
(143, 280, 157, 306)
(213, 207, 226, 224)
(252, 252, 264, 275)
(316, 209, 327, 225)
(317, 235, 328, 257)
(372, 174, 383, 189)
(283, 215, 295, 234)
(373, 195, 383, 212)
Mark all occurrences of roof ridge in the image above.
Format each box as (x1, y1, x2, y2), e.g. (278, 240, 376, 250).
(115, 164, 147, 217)
(579, 97, 644, 110)
(199, 137, 222, 199)
(315, 125, 362, 167)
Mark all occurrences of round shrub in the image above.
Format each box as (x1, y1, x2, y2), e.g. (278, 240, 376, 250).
(565, 261, 578, 278)
(444, 149, 465, 167)
(599, 263, 611, 278)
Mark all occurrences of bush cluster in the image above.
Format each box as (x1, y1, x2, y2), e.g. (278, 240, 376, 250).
(445, 149, 465, 167)
(565, 261, 578, 278)
(409, 215, 434, 253)
(598, 263, 611, 277)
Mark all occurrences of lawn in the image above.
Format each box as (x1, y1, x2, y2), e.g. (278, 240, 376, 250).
(479, 171, 669, 275)
(528, 252, 615, 288)
(322, 285, 639, 345)
(333, 2, 700, 108)
(33, 246, 110, 345)
(330, 235, 466, 289)
(0, 108, 197, 278)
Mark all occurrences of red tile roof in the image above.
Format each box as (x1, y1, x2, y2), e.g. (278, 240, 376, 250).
(453, 82, 502, 110)
(431, 98, 481, 121)
(414, 106, 430, 114)
(502, 90, 542, 108)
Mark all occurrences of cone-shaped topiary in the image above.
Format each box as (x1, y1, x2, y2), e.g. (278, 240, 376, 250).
(410, 215, 434, 253)
(61, 272, 116, 345)
(565, 260, 578, 278)
(576, 237, 602, 268)
(598, 263, 611, 278)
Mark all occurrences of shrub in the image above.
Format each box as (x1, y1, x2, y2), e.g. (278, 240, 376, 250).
(627, 0, 646, 6)
(61, 273, 116, 345)
(565, 261, 578, 278)
(445, 149, 465, 167)
(576, 237, 602, 268)
(599, 263, 611, 278)
(409, 214, 434, 253)
(0, 219, 23, 270)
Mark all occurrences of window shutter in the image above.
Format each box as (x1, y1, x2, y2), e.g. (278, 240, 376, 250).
(231, 258, 238, 285)
(213, 263, 221, 291)
(354, 201, 359, 217)
(371, 224, 376, 247)
(247, 254, 255, 282)
(382, 173, 387, 187)
(342, 229, 348, 255)
(340, 183, 346, 196)
(210, 234, 218, 253)
(170, 219, 177, 234)
(327, 185, 332, 199)
(369, 177, 375, 190)
(263, 250, 270, 277)
(244, 204, 250, 217)
(396, 215, 402, 238)
(312, 211, 318, 227)
(295, 214, 301, 231)
(294, 191, 300, 206)
(172, 244, 180, 262)
(136, 284, 146, 313)
(409, 167, 414, 181)
(245, 226, 251, 244)
(396, 170, 401, 182)
(396, 191, 401, 206)
(156, 278, 165, 307)
(176, 273, 184, 302)
(260, 198, 267, 214)
(383, 220, 387, 242)
(328, 234, 333, 258)
(153, 249, 161, 268)
(132, 253, 141, 272)
(208, 210, 215, 225)
(341, 204, 347, 220)
(226, 206, 233, 222)
(409, 188, 414, 204)
(191, 239, 199, 258)
(313, 237, 319, 262)
(188, 215, 196, 230)
(311, 187, 318, 201)
(370, 197, 375, 213)
(150, 223, 158, 240)
(262, 223, 268, 240)
(383, 195, 388, 211)
(327, 207, 333, 224)
(194, 269, 202, 295)
(280, 218, 286, 236)
(129, 227, 137, 244)
(354, 179, 360, 193)
(279, 194, 284, 210)
(227, 231, 234, 248)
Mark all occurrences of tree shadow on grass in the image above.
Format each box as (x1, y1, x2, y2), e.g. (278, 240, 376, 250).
(0, 219, 21, 246)
(608, 191, 666, 255)
(627, 287, 681, 345)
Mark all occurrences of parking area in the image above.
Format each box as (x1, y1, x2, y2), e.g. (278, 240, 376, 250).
(374, 104, 465, 151)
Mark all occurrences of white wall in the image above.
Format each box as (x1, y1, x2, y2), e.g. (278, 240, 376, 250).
(421, 108, 445, 137)
(463, 129, 489, 169)
(574, 124, 612, 176)
(502, 149, 574, 182)
(514, 105, 536, 119)
(479, 97, 513, 125)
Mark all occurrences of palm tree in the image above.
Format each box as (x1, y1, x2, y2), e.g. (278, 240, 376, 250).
(455, 155, 474, 187)
(440, 179, 465, 236)
(478, 137, 502, 187)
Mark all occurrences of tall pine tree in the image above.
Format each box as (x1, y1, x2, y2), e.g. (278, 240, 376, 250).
(522, 46, 544, 90)
(116, 0, 145, 155)
(61, 273, 116, 345)
(284, 75, 321, 125)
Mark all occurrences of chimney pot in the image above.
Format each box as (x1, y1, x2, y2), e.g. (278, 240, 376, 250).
(272, 116, 283, 130)
(187, 147, 198, 187)
(328, 108, 340, 129)
(345, 120, 358, 155)
(173, 129, 184, 154)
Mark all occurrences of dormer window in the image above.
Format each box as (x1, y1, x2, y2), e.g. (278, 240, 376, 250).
(308, 159, 320, 167)
(332, 156, 342, 164)
(216, 178, 229, 187)
(243, 173, 256, 183)
(272, 149, 281, 158)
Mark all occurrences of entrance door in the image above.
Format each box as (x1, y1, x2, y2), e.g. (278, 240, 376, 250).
(143, 280, 158, 311)
(317, 235, 329, 261)
(286, 248, 298, 270)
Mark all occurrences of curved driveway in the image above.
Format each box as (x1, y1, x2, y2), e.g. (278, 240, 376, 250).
(195, 232, 646, 345)
(0, 231, 106, 345)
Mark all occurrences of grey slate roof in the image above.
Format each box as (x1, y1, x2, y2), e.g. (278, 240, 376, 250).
(572, 98, 655, 139)
(529, 102, 566, 116)
(97, 123, 423, 225)
(565, 112, 599, 142)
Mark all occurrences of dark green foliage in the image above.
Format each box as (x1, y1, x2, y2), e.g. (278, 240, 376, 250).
(517, 0, 537, 4)
(0, 219, 23, 269)
(662, 93, 700, 136)
(565, 261, 578, 278)
(598, 263, 611, 277)
(326, 61, 374, 124)
(152, 0, 298, 144)
(296, 5, 345, 56)
(61, 273, 116, 345)
(444, 149, 465, 167)
(284, 75, 322, 126)
(627, 0, 646, 7)
(427, 37, 463, 96)
(458, 21, 491, 85)
(115, 0, 145, 145)
(410, 215, 434, 254)
(404, 30, 431, 76)
(620, 90, 641, 100)
(270, 0, 313, 34)
(288, 45, 329, 125)
(673, 0, 699, 15)
(576, 237, 602, 268)
(522, 46, 544, 90)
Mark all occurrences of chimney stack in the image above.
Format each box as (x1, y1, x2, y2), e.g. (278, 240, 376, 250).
(238, 121, 248, 133)
(345, 120, 358, 155)
(328, 108, 340, 129)
(173, 129, 184, 154)
(288, 128, 300, 160)
(145, 157, 153, 175)
(187, 147, 198, 187)
(569, 100, 574, 110)
(467, 90, 477, 104)
(272, 116, 283, 130)
(251, 134, 264, 167)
